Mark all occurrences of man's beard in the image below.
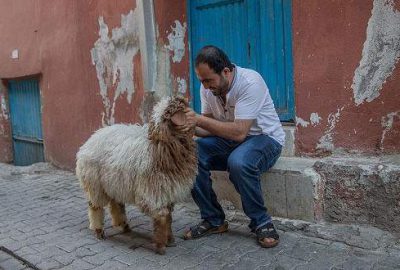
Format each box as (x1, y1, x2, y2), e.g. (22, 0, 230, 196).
(210, 76, 229, 96)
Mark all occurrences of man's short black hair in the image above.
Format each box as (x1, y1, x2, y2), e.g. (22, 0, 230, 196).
(195, 45, 235, 74)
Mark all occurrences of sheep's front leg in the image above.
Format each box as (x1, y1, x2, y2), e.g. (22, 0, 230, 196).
(166, 204, 176, 247)
(88, 202, 105, 239)
(109, 200, 131, 233)
(153, 208, 169, 255)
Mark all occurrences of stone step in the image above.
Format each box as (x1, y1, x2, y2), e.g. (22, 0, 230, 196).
(211, 157, 319, 222)
(210, 155, 400, 234)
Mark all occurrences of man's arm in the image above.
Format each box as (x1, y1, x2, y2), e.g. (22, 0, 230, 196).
(184, 109, 253, 142)
(196, 115, 252, 142)
(194, 113, 213, 137)
(195, 126, 212, 137)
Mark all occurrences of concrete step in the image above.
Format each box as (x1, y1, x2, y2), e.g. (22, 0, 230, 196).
(212, 157, 320, 222)
(211, 155, 400, 235)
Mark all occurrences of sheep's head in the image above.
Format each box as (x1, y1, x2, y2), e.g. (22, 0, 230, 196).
(148, 96, 193, 142)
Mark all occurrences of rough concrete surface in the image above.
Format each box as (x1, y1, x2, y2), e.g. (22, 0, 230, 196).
(212, 154, 400, 236)
(314, 155, 400, 234)
(0, 162, 400, 270)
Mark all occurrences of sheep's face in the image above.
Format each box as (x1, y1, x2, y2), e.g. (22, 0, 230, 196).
(148, 96, 192, 142)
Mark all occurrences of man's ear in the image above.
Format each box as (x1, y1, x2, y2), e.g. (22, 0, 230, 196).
(223, 67, 230, 75)
(170, 111, 186, 126)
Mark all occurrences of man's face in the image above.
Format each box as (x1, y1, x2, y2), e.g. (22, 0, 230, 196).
(195, 63, 229, 97)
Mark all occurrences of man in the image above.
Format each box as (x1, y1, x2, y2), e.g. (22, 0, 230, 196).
(181, 45, 285, 248)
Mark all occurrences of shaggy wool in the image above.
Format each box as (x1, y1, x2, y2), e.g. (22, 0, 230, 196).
(76, 96, 197, 216)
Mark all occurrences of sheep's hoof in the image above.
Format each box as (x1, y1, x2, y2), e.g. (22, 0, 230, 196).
(122, 224, 132, 233)
(166, 238, 176, 247)
(95, 229, 105, 240)
(155, 246, 166, 255)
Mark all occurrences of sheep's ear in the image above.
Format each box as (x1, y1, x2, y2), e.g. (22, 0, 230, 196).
(170, 111, 186, 126)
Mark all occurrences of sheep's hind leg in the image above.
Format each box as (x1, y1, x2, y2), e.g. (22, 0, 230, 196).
(88, 202, 105, 239)
(109, 200, 131, 233)
(166, 204, 176, 247)
(153, 209, 169, 255)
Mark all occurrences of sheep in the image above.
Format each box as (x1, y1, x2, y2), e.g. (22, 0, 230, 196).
(76, 96, 197, 255)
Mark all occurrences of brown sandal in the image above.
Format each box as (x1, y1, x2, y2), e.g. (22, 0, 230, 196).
(184, 220, 228, 240)
(255, 223, 280, 248)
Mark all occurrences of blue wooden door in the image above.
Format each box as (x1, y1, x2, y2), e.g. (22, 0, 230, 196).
(188, 0, 294, 121)
(8, 79, 45, 166)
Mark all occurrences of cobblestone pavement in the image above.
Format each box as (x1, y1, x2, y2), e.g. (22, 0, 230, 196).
(1, 163, 400, 270)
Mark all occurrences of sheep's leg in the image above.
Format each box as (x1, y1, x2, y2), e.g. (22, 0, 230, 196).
(88, 202, 105, 239)
(166, 204, 176, 247)
(153, 209, 169, 255)
(109, 200, 131, 233)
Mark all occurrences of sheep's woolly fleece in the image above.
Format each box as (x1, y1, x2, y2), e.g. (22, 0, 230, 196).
(151, 97, 171, 127)
(76, 96, 197, 216)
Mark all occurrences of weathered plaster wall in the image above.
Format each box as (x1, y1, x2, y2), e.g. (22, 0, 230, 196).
(153, 1, 190, 103)
(0, 81, 12, 163)
(293, 0, 400, 156)
(0, 0, 189, 169)
(2, 0, 396, 168)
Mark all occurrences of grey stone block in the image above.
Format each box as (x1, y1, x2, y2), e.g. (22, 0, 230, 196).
(36, 259, 63, 270)
(314, 155, 400, 234)
(281, 125, 295, 157)
(0, 258, 26, 270)
(59, 259, 95, 270)
(286, 173, 315, 221)
(211, 171, 242, 208)
(212, 157, 319, 222)
(261, 171, 287, 218)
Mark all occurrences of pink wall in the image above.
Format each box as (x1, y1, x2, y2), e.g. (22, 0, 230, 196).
(293, 0, 400, 156)
(0, 0, 189, 169)
(0, 0, 398, 169)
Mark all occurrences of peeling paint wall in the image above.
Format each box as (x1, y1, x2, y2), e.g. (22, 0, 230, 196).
(166, 20, 187, 63)
(316, 107, 345, 152)
(381, 111, 400, 150)
(151, 0, 190, 113)
(352, 0, 400, 106)
(296, 117, 310, 128)
(310, 113, 322, 126)
(294, 0, 400, 156)
(0, 0, 190, 169)
(91, 10, 140, 126)
(1, 0, 397, 168)
(176, 76, 187, 95)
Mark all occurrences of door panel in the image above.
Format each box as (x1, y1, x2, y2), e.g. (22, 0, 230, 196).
(188, 0, 294, 121)
(8, 79, 45, 166)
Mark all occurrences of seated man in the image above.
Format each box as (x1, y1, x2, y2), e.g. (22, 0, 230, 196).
(181, 45, 285, 248)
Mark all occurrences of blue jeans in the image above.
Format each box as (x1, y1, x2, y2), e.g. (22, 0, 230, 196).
(192, 135, 282, 231)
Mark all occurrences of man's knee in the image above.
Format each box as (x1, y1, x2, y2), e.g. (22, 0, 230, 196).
(227, 155, 248, 176)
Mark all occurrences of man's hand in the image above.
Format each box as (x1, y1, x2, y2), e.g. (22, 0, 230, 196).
(176, 107, 198, 133)
(184, 107, 198, 128)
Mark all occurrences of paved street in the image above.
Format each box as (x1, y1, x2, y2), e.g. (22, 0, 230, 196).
(0, 163, 399, 270)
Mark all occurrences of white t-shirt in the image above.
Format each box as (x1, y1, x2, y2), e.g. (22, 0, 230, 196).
(200, 65, 285, 146)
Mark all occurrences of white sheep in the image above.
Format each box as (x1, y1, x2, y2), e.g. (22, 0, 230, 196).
(76, 96, 197, 254)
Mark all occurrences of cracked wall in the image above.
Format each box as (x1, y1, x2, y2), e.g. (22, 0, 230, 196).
(91, 10, 140, 126)
(91, 1, 189, 126)
(294, 0, 400, 156)
(352, 0, 400, 106)
(0, 0, 190, 169)
(2, 0, 396, 168)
